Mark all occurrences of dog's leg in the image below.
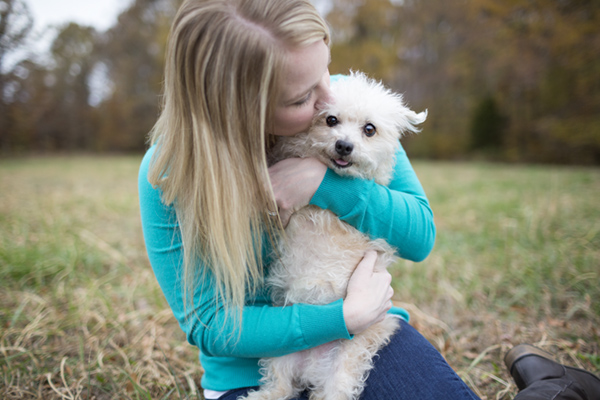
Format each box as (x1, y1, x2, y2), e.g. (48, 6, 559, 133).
(241, 354, 305, 400)
(309, 317, 400, 400)
(308, 342, 367, 400)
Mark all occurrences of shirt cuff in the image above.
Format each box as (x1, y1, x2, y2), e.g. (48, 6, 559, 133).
(298, 298, 351, 347)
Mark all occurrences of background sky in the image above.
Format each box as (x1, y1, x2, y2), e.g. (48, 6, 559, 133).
(27, 0, 132, 32)
(7, 0, 132, 70)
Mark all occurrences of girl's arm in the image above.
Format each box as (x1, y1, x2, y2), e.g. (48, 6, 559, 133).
(309, 143, 435, 262)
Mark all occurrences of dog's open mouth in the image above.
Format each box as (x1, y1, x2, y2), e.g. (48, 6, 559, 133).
(331, 158, 353, 169)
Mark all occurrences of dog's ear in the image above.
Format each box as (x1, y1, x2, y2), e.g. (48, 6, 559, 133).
(393, 97, 427, 136)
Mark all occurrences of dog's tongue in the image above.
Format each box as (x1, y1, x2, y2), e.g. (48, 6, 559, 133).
(335, 159, 349, 166)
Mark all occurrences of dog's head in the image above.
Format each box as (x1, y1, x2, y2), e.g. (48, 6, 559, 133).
(273, 71, 427, 185)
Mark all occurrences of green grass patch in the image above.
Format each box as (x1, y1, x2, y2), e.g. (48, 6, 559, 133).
(396, 162, 600, 318)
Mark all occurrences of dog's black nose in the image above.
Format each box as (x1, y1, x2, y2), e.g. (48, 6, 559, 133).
(335, 140, 354, 156)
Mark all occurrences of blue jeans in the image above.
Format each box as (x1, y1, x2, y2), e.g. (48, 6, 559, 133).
(219, 319, 479, 400)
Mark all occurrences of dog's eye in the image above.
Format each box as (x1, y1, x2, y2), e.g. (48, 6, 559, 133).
(326, 115, 339, 127)
(363, 123, 377, 137)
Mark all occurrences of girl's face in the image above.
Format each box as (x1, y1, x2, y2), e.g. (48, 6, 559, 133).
(272, 40, 333, 137)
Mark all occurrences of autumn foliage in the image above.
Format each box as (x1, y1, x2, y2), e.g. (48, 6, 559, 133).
(1, 0, 599, 164)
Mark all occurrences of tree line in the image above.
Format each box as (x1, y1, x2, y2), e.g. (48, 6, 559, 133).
(1, 0, 599, 164)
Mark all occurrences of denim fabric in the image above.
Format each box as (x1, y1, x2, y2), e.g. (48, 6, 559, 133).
(218, 319, 479, 400)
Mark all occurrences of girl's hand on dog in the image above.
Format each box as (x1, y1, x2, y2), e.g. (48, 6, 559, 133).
(343, 250, 394, 335)
(268, 157, 327, 227)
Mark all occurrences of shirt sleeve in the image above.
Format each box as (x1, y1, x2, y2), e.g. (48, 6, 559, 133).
(138, 147, 352, 359)
(309, 143, 435, 262)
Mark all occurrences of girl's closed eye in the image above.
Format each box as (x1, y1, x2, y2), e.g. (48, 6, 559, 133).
(292, 91, 312, 107)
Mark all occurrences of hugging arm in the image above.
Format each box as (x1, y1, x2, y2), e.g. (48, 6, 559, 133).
(310, 143, 436, 262)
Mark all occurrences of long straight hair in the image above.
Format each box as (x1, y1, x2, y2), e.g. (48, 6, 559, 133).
(148, 0, 330, 331)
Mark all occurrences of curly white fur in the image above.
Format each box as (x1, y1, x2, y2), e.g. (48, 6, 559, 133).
(242, 72, 427, 400)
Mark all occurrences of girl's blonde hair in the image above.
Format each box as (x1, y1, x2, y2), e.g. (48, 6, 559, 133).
(148, 0, 329, 331)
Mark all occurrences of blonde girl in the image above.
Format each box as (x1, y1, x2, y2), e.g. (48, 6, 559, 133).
(138, 1, 600, 399)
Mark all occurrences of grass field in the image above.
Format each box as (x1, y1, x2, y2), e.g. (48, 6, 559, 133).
(1, 155, 599, 399)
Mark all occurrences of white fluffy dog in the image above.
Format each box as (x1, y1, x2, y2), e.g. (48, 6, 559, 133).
(243, 72, 427, 400)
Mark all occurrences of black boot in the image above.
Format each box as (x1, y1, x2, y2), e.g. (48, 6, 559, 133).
(505, 344, 600, 400)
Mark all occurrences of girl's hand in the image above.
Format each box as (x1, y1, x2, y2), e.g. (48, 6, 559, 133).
(343, 251, 394, 335)
(268, 157, 327, 227)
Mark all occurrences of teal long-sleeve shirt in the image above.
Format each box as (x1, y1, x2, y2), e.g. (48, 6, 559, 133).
(138, 141, 435, 391)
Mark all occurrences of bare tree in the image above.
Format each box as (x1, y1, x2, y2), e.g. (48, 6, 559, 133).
(0, 0, 33, 150)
